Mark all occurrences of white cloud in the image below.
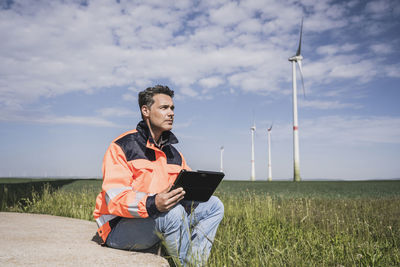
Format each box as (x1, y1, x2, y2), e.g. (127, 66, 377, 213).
(300, 99, 362, 110)
(228, 70, 280, 93)
(370, 43, 393, 55)
(122, 92, 136, 100)
(36, 115, 117, 127)
(384, 64, 400, 78)
(365, 0, 392, 17)
(304, 55, 379, 85)
(209, 1, 248, 26)
(97, 107, 138, 118)
(0, 0, 399, 124)
(178, 87, 199, 98)
(346, 0, 359, 8)
(301, 115, 400, 145)
(189, 26, 230, 47)
(341, 43, 359, 52)
(316, 45, 340, 55)
(0, 111, 118, 127)
(237, 18, 263, 33)
(273, 115, 400, 145)
(329, 59, 376, 81)
(199, 76, 225, 89)
(316, 43, 358, 55)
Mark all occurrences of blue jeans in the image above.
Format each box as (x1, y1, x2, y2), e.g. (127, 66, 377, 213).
(106, 196, 224, 266)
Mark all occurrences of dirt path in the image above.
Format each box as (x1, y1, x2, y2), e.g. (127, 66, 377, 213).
(0, 212, 169, 266)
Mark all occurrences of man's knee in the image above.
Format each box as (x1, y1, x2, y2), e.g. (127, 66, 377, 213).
(209, 196, 224, 218)
(157, 204, 187, 233)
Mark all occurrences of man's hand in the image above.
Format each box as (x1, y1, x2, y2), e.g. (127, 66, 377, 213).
(155, 185, 185, 212)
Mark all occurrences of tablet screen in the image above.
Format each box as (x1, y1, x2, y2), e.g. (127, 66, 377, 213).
(170, 170, 224, 202)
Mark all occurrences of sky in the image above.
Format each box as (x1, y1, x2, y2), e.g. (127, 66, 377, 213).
(1, 0, 400, 180)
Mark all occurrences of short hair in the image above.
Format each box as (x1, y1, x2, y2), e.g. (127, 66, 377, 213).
(138, 85, 174, 117)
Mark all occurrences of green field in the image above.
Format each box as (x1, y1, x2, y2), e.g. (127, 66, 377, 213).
(1, 178, 399, 266)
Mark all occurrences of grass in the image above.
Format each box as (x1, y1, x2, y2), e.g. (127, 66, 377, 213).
(1, 178, 399, 266)
(209, 192, 400, 266)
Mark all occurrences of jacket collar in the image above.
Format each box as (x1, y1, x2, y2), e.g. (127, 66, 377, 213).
(136, 120, 179, 146)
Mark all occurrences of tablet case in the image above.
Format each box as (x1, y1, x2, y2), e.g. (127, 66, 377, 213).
(170, 170, 225, 202)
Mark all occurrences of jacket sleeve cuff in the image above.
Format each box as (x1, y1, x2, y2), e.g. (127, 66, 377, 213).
(146, 194, 161, 218)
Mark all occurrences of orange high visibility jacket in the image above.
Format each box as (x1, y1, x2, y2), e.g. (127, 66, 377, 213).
(93, 121, 190, 243)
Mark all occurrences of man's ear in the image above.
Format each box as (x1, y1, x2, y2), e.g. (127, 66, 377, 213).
(141, 105, 150, 118)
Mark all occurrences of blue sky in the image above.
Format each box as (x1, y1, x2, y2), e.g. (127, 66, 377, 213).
(1, 0, 400, 180)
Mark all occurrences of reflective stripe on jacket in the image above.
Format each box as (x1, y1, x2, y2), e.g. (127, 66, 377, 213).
(93, 121, 190, 243)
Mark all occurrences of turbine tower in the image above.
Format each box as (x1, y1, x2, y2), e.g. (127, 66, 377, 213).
(220, 146, 224, 172)
(288, 19, 305, 182)
(250, 121, 256, 181)
(267, 124, 273, 182)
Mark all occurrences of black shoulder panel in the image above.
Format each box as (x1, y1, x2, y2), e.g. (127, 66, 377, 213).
(115, 133, 156, 162)
(163, 145, 182, 166)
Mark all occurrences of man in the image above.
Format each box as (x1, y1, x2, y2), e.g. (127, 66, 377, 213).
(93, 85, 224, 266)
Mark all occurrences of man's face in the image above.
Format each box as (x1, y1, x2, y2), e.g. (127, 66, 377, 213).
(143, 93, 175, 133)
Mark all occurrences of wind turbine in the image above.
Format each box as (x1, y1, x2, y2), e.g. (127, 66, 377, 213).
(288, 19, 305, 182)
(267, 124, 273, 182)
(250, 120, 256, 181)
(220, 146, 224, 172)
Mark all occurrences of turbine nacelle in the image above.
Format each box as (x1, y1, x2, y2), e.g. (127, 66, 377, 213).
(288, 55, 303, 62)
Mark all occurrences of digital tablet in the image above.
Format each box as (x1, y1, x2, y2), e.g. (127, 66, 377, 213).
(170, 170, 225, 202)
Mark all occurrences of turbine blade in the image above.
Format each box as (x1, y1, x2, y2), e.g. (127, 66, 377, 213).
(296, 18, 303, 56)
(252, 110, 256, 130)
(297, 60, 306, 98)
